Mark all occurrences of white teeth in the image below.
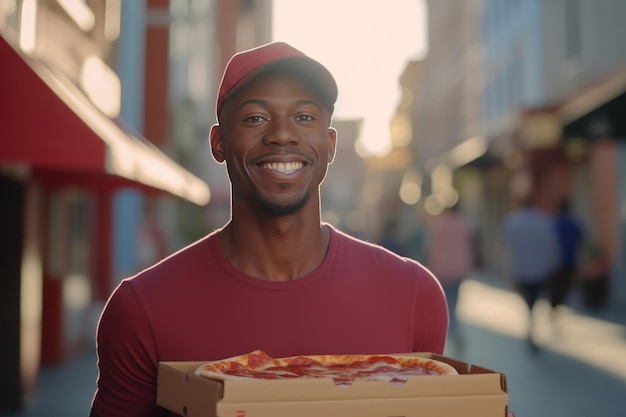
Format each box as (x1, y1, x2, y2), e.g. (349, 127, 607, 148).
(262, 162, 304, 174)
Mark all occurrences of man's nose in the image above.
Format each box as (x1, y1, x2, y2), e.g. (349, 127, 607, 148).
(263, 118, 300, 145)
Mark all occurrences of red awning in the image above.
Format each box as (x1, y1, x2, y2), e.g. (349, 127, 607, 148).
(0, 35, 210, 205)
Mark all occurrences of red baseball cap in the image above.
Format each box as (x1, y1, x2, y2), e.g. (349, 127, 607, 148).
(215, 42, 338, 119)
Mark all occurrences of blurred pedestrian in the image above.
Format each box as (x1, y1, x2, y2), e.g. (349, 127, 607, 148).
(549, 199, 584, 315)
(426, 203, 475, 351)
(502, 196, 559, 353)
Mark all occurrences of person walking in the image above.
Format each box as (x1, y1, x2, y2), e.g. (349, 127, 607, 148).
(549, 199, 584, 314)
(426, 203, 475, 352)
(502, 196, 560, 354)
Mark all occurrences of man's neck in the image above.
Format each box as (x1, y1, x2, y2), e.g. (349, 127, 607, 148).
(217, 214, 330, 281)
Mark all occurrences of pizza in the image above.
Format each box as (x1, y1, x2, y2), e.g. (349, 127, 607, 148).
(194, 350, 458, 386)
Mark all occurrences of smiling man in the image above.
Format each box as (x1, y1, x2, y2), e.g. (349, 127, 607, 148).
(89, 42, 449, 417)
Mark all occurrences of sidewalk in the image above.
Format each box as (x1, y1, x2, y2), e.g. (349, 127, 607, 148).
(449, 273, 626, 417)
(470, 271, 626, 329)
(2, 346, 97, 417)
(4, 273, 626, 417)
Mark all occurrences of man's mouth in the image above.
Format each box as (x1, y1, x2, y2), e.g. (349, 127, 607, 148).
(261, 162, 304, 174)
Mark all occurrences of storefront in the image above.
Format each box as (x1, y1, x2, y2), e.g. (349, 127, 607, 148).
(559, 67, 626, 307)
(0, 35, 209, 411)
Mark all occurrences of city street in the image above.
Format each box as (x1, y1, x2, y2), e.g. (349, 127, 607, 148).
(449, 276, 626, 416)
(4, 273, 626, 417)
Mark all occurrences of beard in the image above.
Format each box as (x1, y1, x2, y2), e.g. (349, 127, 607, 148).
(256, 185, 312, 217)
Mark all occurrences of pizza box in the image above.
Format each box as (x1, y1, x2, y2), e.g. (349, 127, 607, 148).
(157, 352, 508, 417)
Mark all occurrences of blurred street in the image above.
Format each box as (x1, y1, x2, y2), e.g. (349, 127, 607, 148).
(448, 274, 626, 417)
(3, 2, 626, 417)
(3, 272, 625, 417)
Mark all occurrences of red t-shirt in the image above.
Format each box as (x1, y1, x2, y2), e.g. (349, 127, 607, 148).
(91, 225, 448, 417)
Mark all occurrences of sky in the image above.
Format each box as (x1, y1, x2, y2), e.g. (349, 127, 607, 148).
(272, 0, 427, 157)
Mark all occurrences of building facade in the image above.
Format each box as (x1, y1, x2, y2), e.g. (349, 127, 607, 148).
(480, 0, 626, 300)
(411, 0, 626, 303)
(0, 1, 209, 411)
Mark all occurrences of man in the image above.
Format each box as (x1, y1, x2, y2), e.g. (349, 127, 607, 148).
(89, 42, 448, 417)
(502, 196, 560, 354)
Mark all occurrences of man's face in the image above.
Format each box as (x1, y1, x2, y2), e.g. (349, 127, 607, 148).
(211, 72, 337, 216)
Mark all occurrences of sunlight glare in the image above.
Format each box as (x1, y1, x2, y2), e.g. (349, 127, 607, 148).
(459, 280, 626, 382)
(19, 0, 37, 52)
(272, 0, 427, 157)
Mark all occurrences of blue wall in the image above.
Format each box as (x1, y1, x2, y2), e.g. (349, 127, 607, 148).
(112, 0, 147, 283)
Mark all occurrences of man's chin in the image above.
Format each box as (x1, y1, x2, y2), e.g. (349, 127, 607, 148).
(259, 194, 310, 217)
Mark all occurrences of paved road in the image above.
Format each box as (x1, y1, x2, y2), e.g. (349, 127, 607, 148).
(4, 274, 626, 417)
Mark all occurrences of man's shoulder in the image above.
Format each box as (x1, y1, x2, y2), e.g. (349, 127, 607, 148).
(329, 225, 424, 271)
(329, 225, 372, 247)
(330, 225, 396, 255)
(125, 232, 217, 288)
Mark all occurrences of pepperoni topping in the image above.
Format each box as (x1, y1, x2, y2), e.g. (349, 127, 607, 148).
(197, 351, 454, 385)
(246, 350, 273, 369)
(287, 356, 323, 367)
(367, 355, 399, 365)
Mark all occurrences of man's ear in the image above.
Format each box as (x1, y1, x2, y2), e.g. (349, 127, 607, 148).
(328, 127, 337, 164)
(209, 124, 226, 164)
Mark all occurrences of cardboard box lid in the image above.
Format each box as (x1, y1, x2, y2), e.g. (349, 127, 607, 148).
(157, 353, 508, 417)
(157, 361, 221, 417)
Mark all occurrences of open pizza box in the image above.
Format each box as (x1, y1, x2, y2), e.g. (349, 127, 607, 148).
(157, 352, 508, 417)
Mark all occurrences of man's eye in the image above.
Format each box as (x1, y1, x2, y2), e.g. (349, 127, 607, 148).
(294, 114, 314, 122)
(245, 115, 266, 123)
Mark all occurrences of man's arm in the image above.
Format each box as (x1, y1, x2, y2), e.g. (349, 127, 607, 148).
(413, 263, 449, 354)
(90, 281, 165, 417)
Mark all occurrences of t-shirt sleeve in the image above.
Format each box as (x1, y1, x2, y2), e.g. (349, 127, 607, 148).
(91, 281, 166, 417)
(410, 266, 449, 354)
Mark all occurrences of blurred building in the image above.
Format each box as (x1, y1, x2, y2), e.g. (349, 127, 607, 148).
(370, 60, 424, 249)
(480, 0, 626, 301)
(0, 0, 209, 412)
(322, 119, 369, 237)
(409, 0, 626, 303)
(407, 0, 485, 258)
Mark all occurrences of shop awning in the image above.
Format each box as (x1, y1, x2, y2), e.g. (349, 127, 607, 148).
(0, 35, 210, 206)
(557, 66, 626, 138)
